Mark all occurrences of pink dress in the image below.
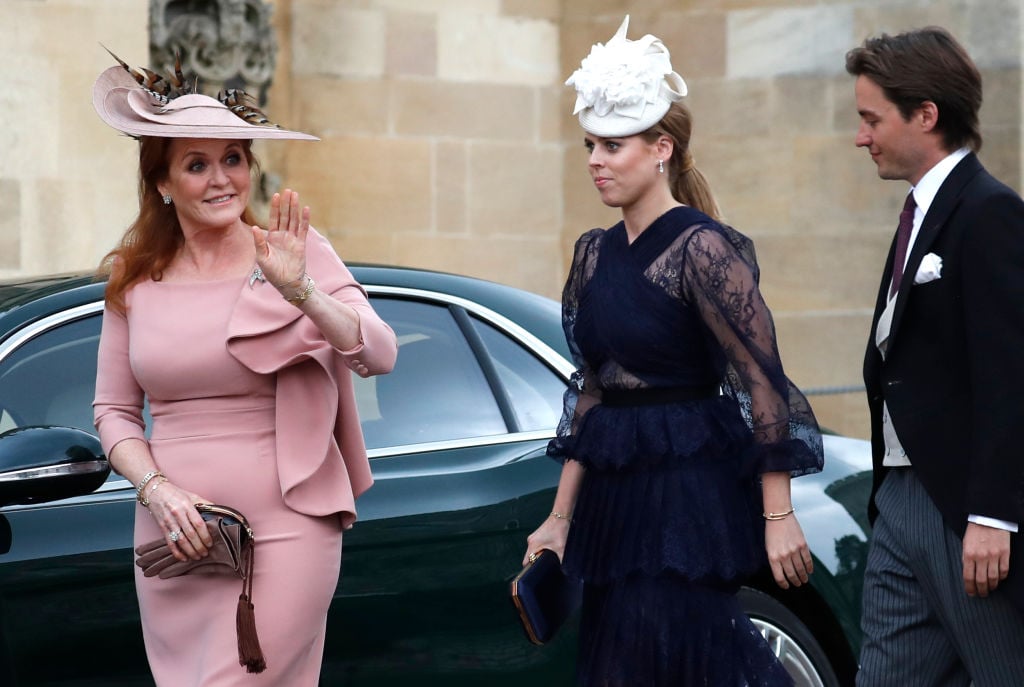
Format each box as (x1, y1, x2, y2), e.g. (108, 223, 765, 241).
(94, 231, 397, 686)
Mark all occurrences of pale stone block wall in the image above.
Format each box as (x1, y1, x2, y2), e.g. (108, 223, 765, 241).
(0, 0, 146, 278)
(270, 0, 566, 298)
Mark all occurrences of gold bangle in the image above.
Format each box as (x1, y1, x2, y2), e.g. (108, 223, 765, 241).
(136, 470, 163, 502)
(550, 511, 572, 522)
(140, 477, 167, 508)
(763, 507, 795, 521)
(285, 275, 316, 304)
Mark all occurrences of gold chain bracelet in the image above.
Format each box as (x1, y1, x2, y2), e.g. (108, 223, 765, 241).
(285, 275, 316, 304)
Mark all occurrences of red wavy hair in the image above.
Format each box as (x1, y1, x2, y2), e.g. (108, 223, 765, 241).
(98, 137, 260, 313)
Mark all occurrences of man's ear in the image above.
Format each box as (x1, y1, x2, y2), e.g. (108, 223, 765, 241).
(918, 101, 940, 133)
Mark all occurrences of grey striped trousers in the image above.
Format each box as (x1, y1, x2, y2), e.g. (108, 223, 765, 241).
(857, 469, 1024, 687)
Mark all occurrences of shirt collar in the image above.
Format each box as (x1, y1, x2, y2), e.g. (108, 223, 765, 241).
(910, 147, 970, 215)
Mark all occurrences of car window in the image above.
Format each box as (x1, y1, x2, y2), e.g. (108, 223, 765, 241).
(0, 315, 101, 434)
(469, 317, 564, 432)
(356, 298, 506, 449)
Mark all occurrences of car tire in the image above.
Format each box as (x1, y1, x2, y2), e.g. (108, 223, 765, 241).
(738, 587, 842, 687)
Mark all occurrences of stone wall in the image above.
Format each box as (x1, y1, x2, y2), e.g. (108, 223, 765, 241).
(1, 0, 1021, 439)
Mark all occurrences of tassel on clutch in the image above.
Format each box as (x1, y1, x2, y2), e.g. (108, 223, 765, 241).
(135, 503, 266, 673)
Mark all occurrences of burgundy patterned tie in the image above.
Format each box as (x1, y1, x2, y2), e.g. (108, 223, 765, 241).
(889, 193, 917, 298)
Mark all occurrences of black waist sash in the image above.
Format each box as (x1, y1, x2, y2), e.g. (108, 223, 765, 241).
(601, 385, 720, 407)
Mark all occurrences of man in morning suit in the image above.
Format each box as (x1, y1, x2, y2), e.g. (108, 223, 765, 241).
(848, 27, 1024, 686)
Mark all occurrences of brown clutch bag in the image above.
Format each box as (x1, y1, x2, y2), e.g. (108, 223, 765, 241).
(134, 503, 266, 673)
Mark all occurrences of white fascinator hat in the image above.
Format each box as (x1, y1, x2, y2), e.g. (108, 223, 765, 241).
(566, 16, 687, 137)
(92, 49, 318, 141)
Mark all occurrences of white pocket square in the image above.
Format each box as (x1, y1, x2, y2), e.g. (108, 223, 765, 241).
(914, 253, 943, 284)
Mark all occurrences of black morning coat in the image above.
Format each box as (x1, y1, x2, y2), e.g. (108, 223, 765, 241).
(863, 152, 1024, 611)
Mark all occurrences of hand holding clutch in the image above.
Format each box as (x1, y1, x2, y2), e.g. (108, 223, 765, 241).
(135, 505, 250, 579)
(510, 549, 582, 645)
(134, 503, 266, 674)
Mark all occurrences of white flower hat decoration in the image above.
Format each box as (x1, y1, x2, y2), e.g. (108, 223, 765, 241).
(566, 15, 688, 137)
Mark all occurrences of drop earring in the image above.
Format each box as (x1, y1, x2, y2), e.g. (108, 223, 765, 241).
(658, 159, 664, 174)
(162, 194, 172, 205)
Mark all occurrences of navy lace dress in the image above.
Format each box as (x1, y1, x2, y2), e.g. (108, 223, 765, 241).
(548, 206, 823, 686)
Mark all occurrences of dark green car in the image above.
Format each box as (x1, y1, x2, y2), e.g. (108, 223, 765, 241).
(0, 267, 871, 686)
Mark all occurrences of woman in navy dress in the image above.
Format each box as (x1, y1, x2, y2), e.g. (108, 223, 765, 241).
(523, 17, 823, 686)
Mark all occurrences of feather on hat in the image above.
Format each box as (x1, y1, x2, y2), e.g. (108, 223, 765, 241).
(92, 49, 318, 141)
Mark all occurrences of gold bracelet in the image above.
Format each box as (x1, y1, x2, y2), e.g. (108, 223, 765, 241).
(140, 477, 167, 508)
(763, 507, 795, 521)
(273, 272, 306, 289)
(550, 511, 572, 522)
(136, 470, 163, 502)
(285, 275, 316, 304)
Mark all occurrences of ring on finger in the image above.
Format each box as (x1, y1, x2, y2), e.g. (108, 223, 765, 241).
(169, 529, 182, 543)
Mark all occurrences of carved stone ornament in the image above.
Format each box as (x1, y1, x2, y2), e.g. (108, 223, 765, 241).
(149, 0, 277, 105)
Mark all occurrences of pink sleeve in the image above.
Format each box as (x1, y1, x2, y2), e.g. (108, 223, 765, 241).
(93, 302, 147, 457)
(227, 228, 395, 525)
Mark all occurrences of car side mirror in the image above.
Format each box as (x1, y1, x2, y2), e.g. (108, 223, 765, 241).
(0, 426, 110, 508)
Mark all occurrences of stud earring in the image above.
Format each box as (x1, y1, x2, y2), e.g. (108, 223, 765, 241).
(162, 194, 172, 205)
(658, 160, 664, 174)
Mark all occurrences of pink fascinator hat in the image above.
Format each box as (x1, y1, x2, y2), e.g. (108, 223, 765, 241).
(92, 49, 318, 141)
(566, 16, 687, 137)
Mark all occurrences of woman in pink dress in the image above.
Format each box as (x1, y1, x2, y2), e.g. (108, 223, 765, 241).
(91, 54, 397, 685)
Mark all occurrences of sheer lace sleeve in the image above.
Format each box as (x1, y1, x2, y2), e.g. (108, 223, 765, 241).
(548, 229, 605, 462)
(681, 224, 822, 477)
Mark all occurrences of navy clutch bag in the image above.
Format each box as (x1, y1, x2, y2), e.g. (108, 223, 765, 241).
(510, 549, 582, 645)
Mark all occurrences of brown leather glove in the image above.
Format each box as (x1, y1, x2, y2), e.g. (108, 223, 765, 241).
(135, 511, 248, 578)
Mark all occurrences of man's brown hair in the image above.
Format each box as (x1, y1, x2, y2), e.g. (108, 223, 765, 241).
(846, 26, 983, 153)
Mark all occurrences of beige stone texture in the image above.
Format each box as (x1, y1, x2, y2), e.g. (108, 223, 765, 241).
(437, 13, 558, 85)
(651, 12, 728, 81)
(0, 180, 19, 269)
(501, 0, 562, 21)
(728, 6, 855, 78)
(852, 4, 967, 47)
(687, 79, 773, 138)
(375, 0, 500, 12)
(981, 68, 1023, 130)
(386, 11, 437, 77)
(774, 311, 872, 387)
(808, 393, 870, 440)
(291, 77, 392, 137)
(696, 135, 794, 234)
(538, 87, 563, 144)
(436, 140, 468, 234)
(773, 310, 872, 438)
(286, 137, 432, 235)
(755, 231, 892, 312)
(319, 227, 396, 266)
(392, 233, 564, 296)
(392, 81, 535, 140)
(292, 5, 386, 78)
(467, 143, 562, 237)
(979, 127, 1022, 190)
(0, 0, 143, 279)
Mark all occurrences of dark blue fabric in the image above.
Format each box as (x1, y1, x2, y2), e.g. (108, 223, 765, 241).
(549, 206, 820, 686)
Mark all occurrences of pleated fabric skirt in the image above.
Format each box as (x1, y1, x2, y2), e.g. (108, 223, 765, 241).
(562, 399, 793, 686)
